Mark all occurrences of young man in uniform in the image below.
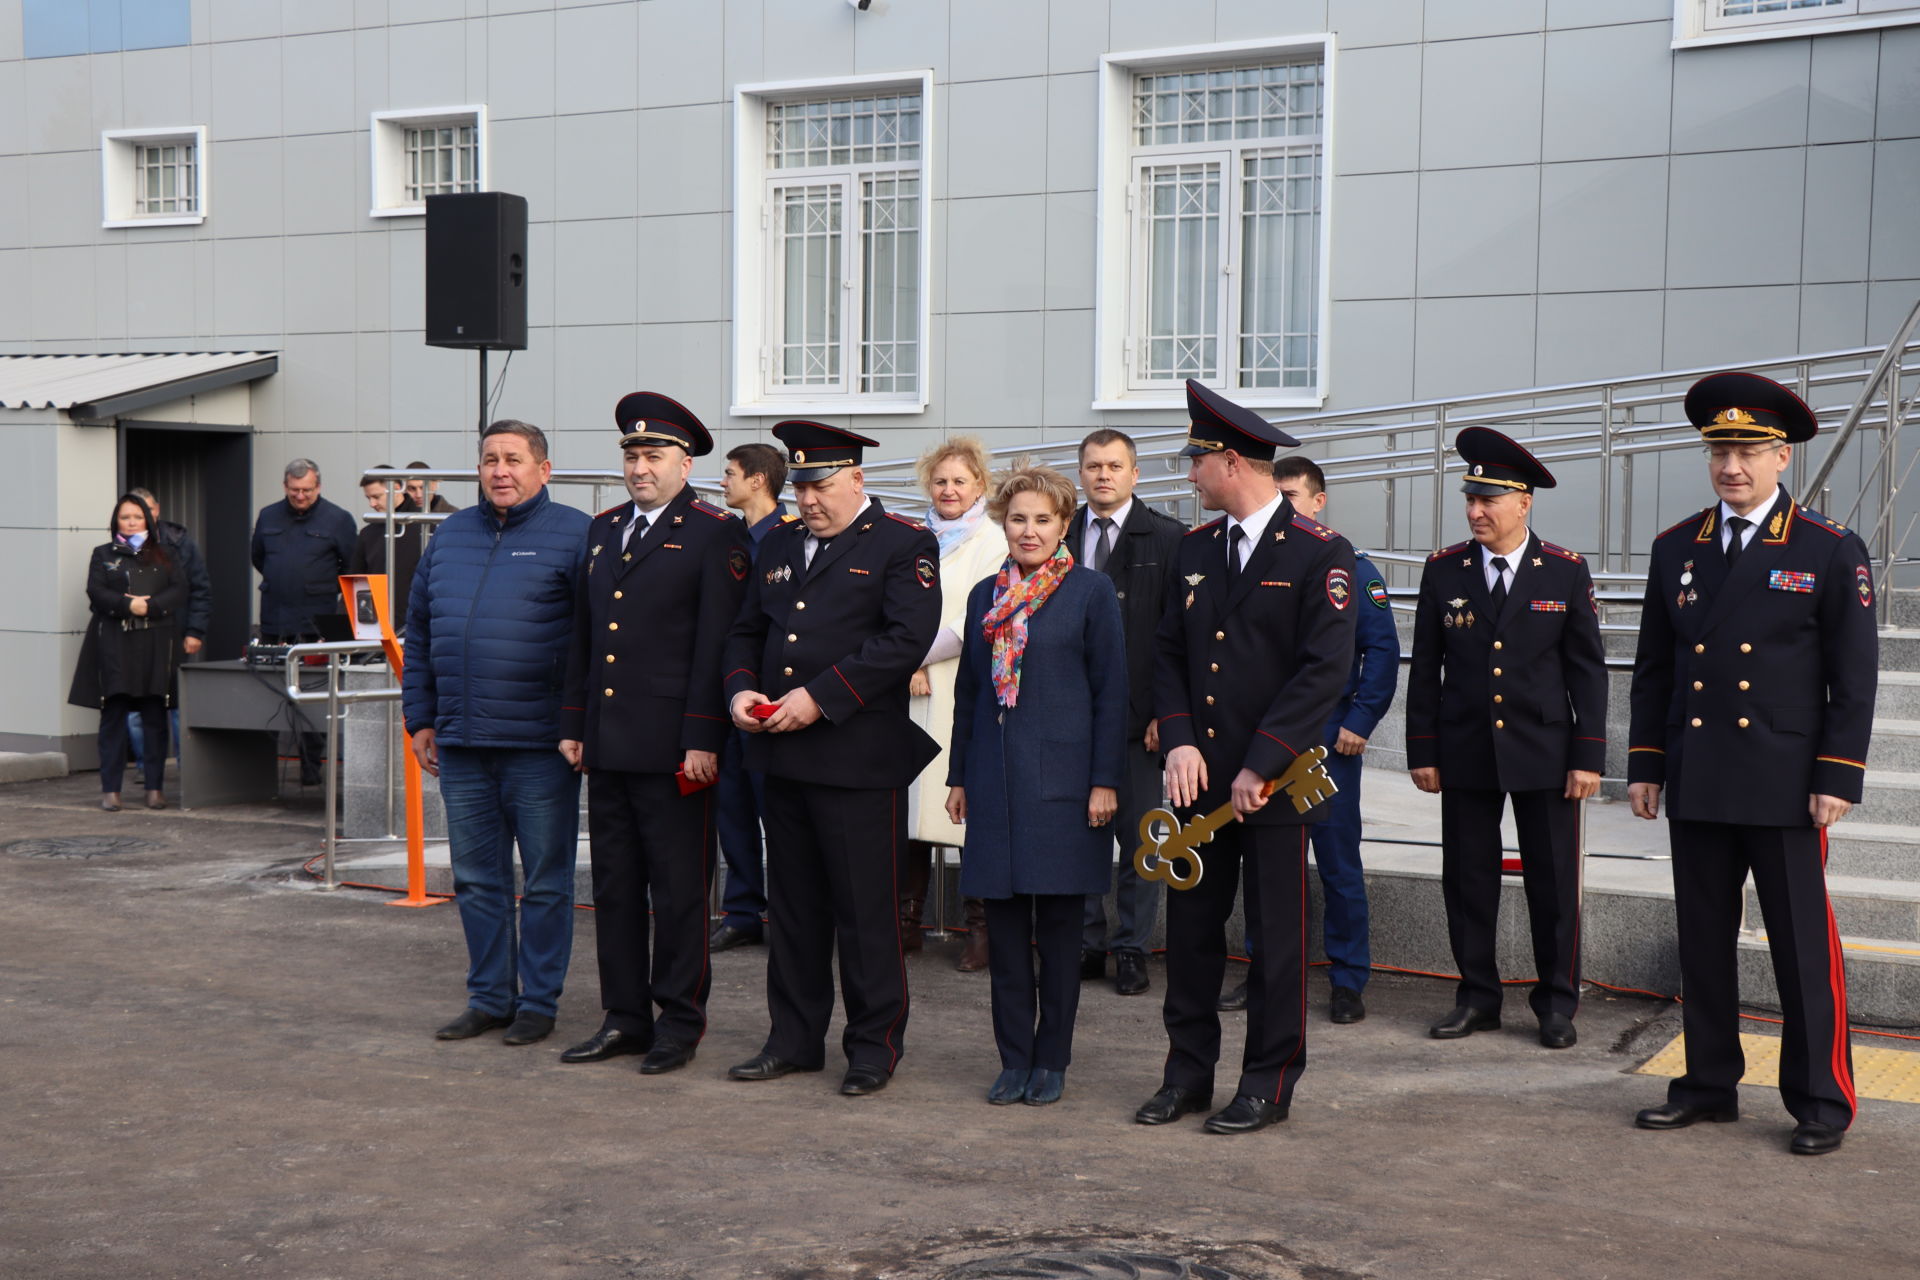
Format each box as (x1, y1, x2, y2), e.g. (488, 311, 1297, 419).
(1137, 381, 1357, 1136)
(1628, 372, 1874, 1156)
(556, 394, 750, 1074)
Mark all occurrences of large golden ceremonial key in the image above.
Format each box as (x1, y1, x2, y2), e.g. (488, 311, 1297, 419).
(1132, 744, 1340, 891)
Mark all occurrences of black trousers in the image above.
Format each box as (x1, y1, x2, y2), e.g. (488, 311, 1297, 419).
(1162, 823, 1309, 1106)
(1439, 787, 1582, 1019)
(99, 694, 166, 793)
(760, 777, 909, 1073)
(585, 770, 715, 1045)
(1666, 820, 1856, 1129)
(985, 893, 1084, 1071)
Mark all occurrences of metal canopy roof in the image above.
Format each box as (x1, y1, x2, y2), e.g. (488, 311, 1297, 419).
(0, 351, 279, 418)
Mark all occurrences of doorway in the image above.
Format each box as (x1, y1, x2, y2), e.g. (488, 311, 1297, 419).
(119, 425, 253, 660)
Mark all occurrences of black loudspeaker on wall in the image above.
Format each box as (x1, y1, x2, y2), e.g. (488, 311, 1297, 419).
(425, 191, 528, 350)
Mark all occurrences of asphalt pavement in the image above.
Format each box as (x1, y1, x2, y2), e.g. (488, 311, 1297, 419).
(2, 767, 1916, 1280)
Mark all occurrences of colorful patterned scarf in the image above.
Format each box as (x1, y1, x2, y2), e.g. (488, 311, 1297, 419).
(983, 544, 1074, 707)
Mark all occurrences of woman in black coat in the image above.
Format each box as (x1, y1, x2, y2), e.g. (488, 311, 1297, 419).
(69, 494, 188, 811)
(946, 464, 1127, 1106)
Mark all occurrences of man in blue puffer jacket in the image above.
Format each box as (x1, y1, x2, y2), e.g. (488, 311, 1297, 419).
(403, 420, 591, 1047)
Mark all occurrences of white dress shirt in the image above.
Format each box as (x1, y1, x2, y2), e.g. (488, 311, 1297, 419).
(1718, 486, 1779, 555)
(1225, 488, 1287, 572)
(1482, 532, 1529, 595)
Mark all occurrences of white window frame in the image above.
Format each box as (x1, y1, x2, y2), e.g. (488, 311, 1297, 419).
(1673, 0, 1920, 47)
(369, 105, 488, 219)
(732, 70, 934, 417)
(1094, 36, 1335, 412)
(101, 127, 207, 229)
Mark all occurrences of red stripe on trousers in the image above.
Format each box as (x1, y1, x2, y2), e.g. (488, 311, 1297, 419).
(1820, 827, 1857, 1112)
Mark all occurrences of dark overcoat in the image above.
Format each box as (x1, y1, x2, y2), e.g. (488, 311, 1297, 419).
(1628, 491, 1876, 825)
(1405, 531, 1608, 792)
(948, 565, 1128, 898)
(68, 542, 187, 707)
(1067, 501, 1187, 739)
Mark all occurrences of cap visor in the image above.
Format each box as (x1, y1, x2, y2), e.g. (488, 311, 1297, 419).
(788, 462, 852, 483)
(1461, 479, 1524, 497)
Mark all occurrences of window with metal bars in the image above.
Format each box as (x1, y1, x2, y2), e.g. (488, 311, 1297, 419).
(133, 141, 197, 216)
(1688, 0, 1920, 37)
(403, 124, 479, 203)
(762, 91, 923, 400)
(1126, 59, 1324, 394)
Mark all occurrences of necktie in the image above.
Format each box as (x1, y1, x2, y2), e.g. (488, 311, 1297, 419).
(1490, 556, 1509, 614)
(806, 534, 831, 568)
(1227, 525, 1246, 583)
(622, 512, 649, 551)
(1091, 517, 1115, 572)
(1726, 516, 1751, 567)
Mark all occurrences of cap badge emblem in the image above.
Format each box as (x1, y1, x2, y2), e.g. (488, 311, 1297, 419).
(1472, 464, 1484, 475)
(793, 450, 807, 464)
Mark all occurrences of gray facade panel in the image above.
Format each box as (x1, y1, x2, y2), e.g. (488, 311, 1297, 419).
(634, 103, 725, 218)
(1110, 0, 1214, 54)
(485, 10, 557, 120)
(209, 33, 284, 141)
(856, 0, 951, 81)
(282, 132, 360, 237)
(1670, 37, 1810, 154)
(635, 0, 724, 109)
(119, 46, 195, 130)
(1420, 34, 1543, 171)
(0, 60, 24, 155)
(1537, 156, 1668, 294)
(212, 138, 286, 240)
(1330, 171, 1418, 301)
(27, 149, 95, 248)
(1663, 284, 1801, 370)
(947, 195, 1046, 315)
(384, 17, 469, 109)
(553, 217, 639, 328)
(1424, 0, 1546, 44)
(556, 2, 639, 117)
(1666, 147, 1804, 289)
(1047, 0, 1111, 76)
(1533, 289, 1664, 386)
(283, 32, 358, 136)
(1807, 31, 1882, 145)
(946, 310, 1046, 428)
(1040, 307, 1102, 431)
(1803, 141, 1874, 284)
(30, 245, 96, 341)
(0, 250, 28, 342)
(1415, 163, 1539, 298)
(1329, 0, 1422, 49)
(1328, 297, 1415, 404)
(1870, 138, 1920, 280)
(553, 110, 640, 222)
(1334, 43, 1421, 175)
(25, 54, 91, 153)
(1221, 0, 1329, 44)
(284, 233, 357, 335)
(947, 76, 1049, 199)
(636, 213, 724, 325)
(1800, 281, 1871, 352)
(1045, 71, 1097, 193)
(1413, 294, 1537, 401)
(1540, 21, 1672, 164)
(1043, 189, 1096, 310)
(1877, 26, 1920, 138)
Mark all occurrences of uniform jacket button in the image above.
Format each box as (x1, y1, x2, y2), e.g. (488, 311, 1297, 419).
(783, 666, 794, 676)
(1694, 643, 1705, 654)
(1740, 643, 1752, 653)
(605, 654, 615, 663)
(1493, 694, 1503, 704)
(1493, 640, 1503, 651)
(787, 633, 798, 642)
(608, 622, 619, 631)
(613, 590, 623, 599)
(1492, 667, 1502, 677)
(1210, 662, 1220, 673)
(1739, 680, 1750, 691)
(1205, 695, 1215, 706)
(1738, 717, 1750, 728)
(1690, 717, 1702, 727)
(796, 600, 807, 610)
(1494, 719, 1504, 729)
(1692, 681, 1702, 691)
(604, 688, 614, 697)
(1206, 727, 1216, 738)
(1215, 630, 1225, 641)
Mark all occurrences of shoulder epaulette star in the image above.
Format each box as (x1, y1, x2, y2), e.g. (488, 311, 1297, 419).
(1656, 507, 1715, 542)
(688, 498, 731, 520)
(1290, 513, 1336, 541)
(1795, 505, 1849, 538)
(1538, 540, 1583, 564)
(1188, 517, 1225, 538)
(1429, 540, 1471, 561)
(885, 512, 928, 530)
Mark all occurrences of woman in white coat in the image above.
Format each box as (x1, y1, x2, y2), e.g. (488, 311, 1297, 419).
(904, 436, 1005, 970)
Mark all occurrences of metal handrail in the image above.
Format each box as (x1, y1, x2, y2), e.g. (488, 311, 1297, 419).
(282, 640, 397, 889)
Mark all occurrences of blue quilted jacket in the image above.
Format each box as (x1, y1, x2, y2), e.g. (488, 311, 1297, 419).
(402, 486, 590, 747)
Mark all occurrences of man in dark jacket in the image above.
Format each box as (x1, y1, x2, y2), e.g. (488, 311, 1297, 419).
(250, 459, 357, 641)
(1071, 429, 1186, 996)
(403, 421, 591, 1049)
(554, 394, 750, 1074)
(351, 466, 425, 624)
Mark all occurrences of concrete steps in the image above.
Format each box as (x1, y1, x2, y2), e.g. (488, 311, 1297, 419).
(1861, 769, 1920, 826)
(1742, 934, 1920, 1027)
(1749, 875, 1920, 943)
(1876, 671, 1920, 720)
(1826, 822, 1920, 879)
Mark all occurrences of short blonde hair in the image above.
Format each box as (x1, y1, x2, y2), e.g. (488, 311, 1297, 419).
(987, 461, 1078, 525)
(915, 434, 992, 496)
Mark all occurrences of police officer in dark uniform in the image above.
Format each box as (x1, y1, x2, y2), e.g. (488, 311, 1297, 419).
(556, 393, 750, 1075)
(1136, 381, 1358, 1136)
(1628, 372, 1874, 1156)
(1405, 428, 1607, 1049)
(723, 422, 943, 1097)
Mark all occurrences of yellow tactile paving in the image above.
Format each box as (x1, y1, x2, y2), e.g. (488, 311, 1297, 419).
(1638, 1031, 1920, 1104)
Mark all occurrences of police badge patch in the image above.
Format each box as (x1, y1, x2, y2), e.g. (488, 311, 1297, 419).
(916, 555, 937, 589)
(1326, 567, 1351, 610)
(728, 547, 749, 582)
(1858, 564, 1874, 608)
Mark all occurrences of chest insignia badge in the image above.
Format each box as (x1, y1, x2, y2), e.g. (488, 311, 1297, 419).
(1185, 589, 1196, 611)
(1448, 598, 1467, 610)
(1532, 557, 1543, 568)
(1185, 573, 1207, 587)
(1770, 511, 1785, 539)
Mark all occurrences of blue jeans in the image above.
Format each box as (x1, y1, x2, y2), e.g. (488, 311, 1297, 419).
(126, 707, 180, 763)
(437, 745, 581, 1019)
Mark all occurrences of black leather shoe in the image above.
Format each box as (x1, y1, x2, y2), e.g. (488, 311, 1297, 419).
(1080, 950, 1106, 982)
(709, 922, 763, 952)
(560, 1026, 650, 1063)
(727, 1052, 818, 1081)
(1203, 1094, 1289, 1134)
(435, 1008, 512, 1040)
(501, 1012, 555, 1046)
(638, 1039, 696, 1075)
(1113, 950, 1149, 996)
(1329, 986, 1366, 1024)
(1635, 1101, 1739, 1130)
(1538, 1012, 1578, 1049)
(1790, 1121, 1845, 1155)
(987, 1068, 1030, 1105)
(1135, 1085, 1212, 1125)
(1024, 1068, 1065, 1105)
(1216, 979, 1248, 1012)
(840, 1064, 890, 1096)
(1429, 1006, 1501, 1039)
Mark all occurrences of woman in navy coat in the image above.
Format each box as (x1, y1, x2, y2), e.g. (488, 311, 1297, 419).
(946, 464, 1127, 1106)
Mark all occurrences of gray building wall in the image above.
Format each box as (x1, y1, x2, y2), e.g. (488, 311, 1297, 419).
(2, 0, 1918, 743)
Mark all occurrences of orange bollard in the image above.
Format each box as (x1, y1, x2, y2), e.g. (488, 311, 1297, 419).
(388, 738, 442, 908)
